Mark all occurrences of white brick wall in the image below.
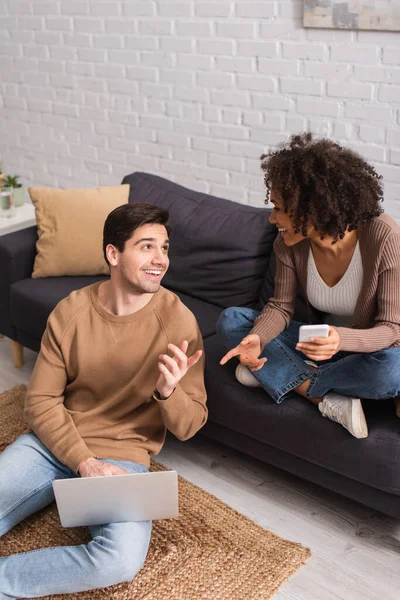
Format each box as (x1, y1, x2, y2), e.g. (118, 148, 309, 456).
(0, 0, 399, 216)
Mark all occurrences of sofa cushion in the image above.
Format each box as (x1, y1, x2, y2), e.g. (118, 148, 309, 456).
(122, 172, 276, 309)
(29, 185, 129, 278)
(10, 279, 222, 344)
(204, 334, 400, 496)
(10, 276, 107, 341)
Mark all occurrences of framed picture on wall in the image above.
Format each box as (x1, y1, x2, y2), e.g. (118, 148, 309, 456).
(303, 1, 400, 31)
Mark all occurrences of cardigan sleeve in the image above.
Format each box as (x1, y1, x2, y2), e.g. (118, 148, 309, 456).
(337, 232, 400, 352)
(251, 236, 298, 349)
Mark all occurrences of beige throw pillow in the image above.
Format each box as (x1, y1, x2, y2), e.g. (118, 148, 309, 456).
(29, 185, 129, 278)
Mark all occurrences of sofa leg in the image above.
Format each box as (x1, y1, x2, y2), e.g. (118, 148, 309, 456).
(11, 340, 24, 368)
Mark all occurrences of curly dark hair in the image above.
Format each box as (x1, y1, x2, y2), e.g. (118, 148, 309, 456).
(260, 132, 383, 241)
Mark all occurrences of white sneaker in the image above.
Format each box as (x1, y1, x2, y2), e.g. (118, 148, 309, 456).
(235, 364, 260, 388)
(319, 393, 368, 439)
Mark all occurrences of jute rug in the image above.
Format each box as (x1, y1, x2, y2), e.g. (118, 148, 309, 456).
(0, 385, 311, 600)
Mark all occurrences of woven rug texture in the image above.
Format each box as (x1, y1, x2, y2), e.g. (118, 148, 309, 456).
(0, 385, 311, 600)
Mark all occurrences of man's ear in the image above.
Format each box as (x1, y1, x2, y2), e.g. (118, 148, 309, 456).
(106, 244, 118, 267)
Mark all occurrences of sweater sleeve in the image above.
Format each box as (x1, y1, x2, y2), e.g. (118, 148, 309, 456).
(250, 236, 298, 349)
(24, 308, 96, 473)
(337, 232, 400, 353)
(155, 311, 207, 441)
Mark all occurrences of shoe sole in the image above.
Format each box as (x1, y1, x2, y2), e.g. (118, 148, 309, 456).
(350, 399, 368, 439)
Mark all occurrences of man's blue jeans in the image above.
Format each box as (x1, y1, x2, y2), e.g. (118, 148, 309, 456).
(217, 307, 400, 403)
(0, 433, 152, 599)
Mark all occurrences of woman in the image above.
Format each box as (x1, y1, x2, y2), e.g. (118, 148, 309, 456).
(218, 133, 400, 439)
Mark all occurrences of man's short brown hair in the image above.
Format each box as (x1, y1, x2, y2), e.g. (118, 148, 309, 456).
(103, 202, 170, 264)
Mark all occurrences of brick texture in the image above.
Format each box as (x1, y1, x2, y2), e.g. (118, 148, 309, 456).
(0, 0, 399, 214)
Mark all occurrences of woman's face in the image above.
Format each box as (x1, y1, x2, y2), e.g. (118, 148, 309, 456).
(268, 190, 313, 246)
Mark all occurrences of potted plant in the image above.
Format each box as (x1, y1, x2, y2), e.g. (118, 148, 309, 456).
(0, 162, 4, 189)
(3, 174, 25, 207)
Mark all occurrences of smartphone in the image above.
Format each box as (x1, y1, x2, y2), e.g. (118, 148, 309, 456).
(298, 324, 329, 343)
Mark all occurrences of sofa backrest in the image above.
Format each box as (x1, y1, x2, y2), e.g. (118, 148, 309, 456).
(122, 172, 276, 309)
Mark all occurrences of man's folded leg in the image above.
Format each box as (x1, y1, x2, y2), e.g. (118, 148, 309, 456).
(0, 519, 152, 599)
(0, 432, 72, 538)
(0, 453, 152, 599)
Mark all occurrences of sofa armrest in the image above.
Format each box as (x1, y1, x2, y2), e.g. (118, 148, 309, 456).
(0, 226, 38, 339)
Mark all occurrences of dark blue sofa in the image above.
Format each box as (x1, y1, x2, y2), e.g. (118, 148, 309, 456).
(0, 172, 399, 519)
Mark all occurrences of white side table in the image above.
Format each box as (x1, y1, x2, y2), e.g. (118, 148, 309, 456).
(0, 202, 36, 236)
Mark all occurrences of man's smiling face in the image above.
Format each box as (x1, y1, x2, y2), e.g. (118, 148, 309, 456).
(108, 223, 170, 294)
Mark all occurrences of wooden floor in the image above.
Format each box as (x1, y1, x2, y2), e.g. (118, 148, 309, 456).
(0, 336, 399, 599)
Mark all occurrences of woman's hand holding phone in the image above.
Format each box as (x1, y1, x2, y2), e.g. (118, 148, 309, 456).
(296, 325, 340, 361)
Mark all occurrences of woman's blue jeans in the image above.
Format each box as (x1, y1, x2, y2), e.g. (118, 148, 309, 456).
(0, 433, 152, 599)
(217, 307, 400, 404)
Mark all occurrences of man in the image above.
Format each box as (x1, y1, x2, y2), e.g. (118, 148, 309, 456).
(0, 202, 207, 599)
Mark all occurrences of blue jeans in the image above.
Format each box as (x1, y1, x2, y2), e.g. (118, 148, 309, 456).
(0, 433, 152, 599)
(217, 307, 400, 403)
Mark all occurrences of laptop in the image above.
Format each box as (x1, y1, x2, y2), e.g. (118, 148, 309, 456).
(53, 470, 179, 528)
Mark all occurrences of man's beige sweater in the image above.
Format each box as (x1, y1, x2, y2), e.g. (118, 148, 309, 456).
(25, 283, 207, 473)
(252, 213, 400, 353)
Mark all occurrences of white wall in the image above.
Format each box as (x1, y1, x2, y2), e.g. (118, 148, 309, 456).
(0, 1, 399, 216)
